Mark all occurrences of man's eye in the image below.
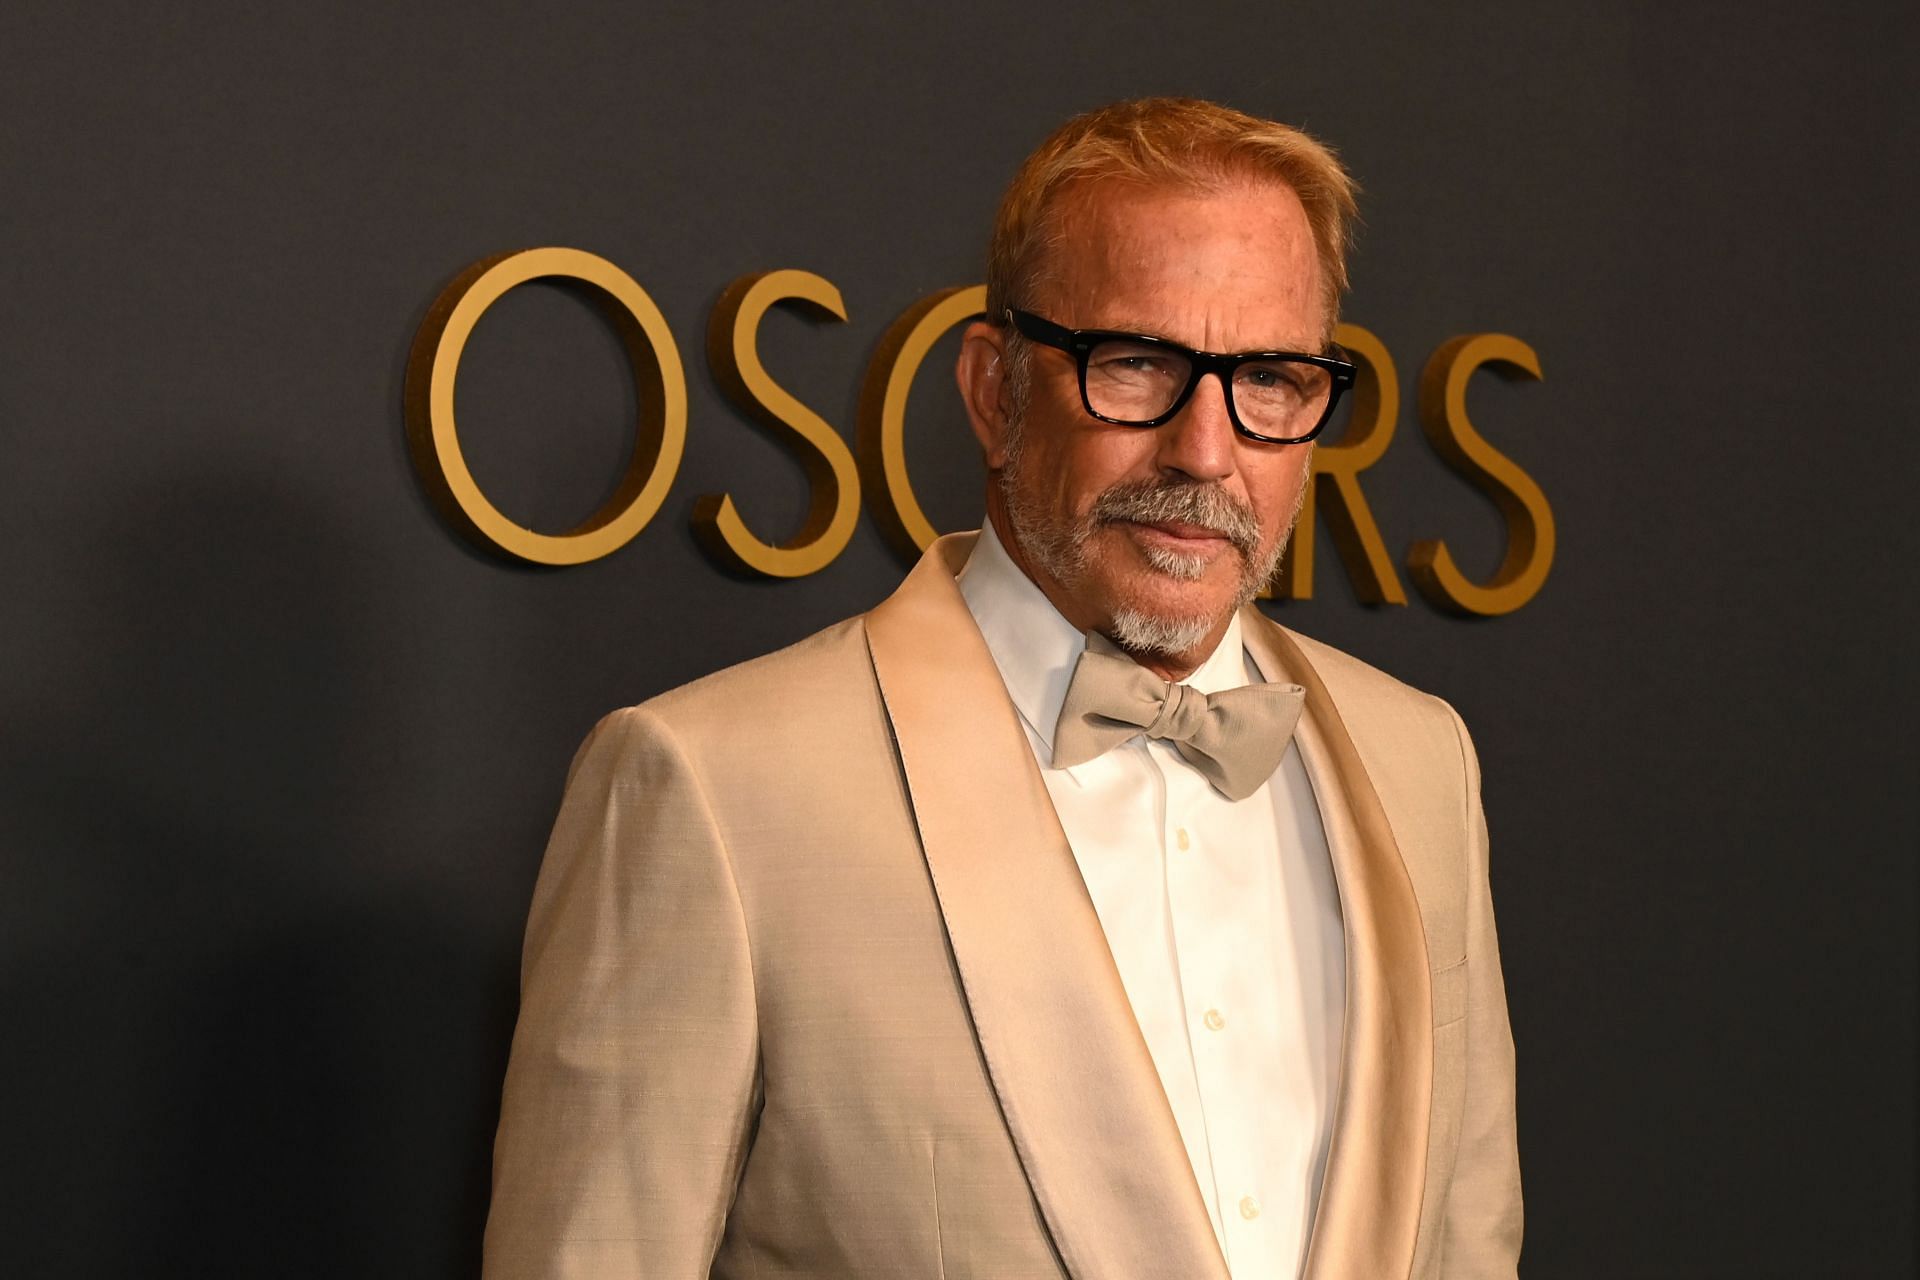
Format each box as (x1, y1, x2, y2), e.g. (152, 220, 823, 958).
(1239, 363, 1317, 398)
(1094, 353, 1173, 377)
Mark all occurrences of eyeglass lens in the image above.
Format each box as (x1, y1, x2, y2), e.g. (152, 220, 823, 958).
(1085, 337, 1334, 437)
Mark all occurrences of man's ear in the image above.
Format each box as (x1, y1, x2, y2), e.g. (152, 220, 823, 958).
(955, 319, 1014, 469)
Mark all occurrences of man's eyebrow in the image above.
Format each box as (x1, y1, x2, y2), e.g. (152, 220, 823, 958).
(1077, 312, 1189, 341)
(1086, 317, 1331, 355)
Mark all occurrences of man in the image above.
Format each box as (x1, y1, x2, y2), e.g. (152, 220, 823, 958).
(484, 98, 1521, 1279)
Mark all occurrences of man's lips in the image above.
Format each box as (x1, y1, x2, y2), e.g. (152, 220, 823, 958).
(1116, 517, 1232, 544)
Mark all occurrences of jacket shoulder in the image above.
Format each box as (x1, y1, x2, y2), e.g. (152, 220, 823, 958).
(1276, 623, 1473, 800)
(1281, 626, 1455, 725)
(592, 614, 881, 758)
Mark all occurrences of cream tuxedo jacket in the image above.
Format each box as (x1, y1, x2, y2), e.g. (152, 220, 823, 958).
(483, 534, 1522, 1279)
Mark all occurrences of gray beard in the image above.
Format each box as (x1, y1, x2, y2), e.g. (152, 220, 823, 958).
(999, 428, 1305, 658)
(1106, 605, 1219, 655)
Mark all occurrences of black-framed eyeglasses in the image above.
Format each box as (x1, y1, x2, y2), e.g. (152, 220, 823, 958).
(1005, 308, 1356, 445)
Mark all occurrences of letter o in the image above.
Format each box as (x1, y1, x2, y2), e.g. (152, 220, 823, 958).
(857, 285, 987, 557)
(403, 247, 687, 565)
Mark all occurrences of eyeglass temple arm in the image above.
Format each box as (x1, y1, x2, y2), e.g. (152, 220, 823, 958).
(1006, 308, 1075, 348)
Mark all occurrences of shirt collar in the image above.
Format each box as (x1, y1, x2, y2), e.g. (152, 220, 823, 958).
(957, 522, 1249, 763)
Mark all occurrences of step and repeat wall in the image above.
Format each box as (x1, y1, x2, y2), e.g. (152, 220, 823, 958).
(2, 3, 1911, 1275)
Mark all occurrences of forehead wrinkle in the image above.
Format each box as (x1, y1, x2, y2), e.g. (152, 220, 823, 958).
(1041, 193, 1326, 352)
(1081, 311, 1324, 356)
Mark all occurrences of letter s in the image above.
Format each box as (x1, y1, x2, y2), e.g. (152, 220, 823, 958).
(1407, 334, 1557, 616)
(693, 270, 861, 578)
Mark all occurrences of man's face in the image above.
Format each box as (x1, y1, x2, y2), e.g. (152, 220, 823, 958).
(979, 177, 1324, 665)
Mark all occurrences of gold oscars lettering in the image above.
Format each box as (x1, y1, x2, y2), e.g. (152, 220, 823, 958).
(405, 247, 1556, 616)
(404, 248, 688, 567)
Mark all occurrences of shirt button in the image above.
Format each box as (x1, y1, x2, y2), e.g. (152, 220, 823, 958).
(1239, 1195, 1261, 1220)
(1203, 1008, 1226, 1032)
(1175, 827, 1191, 851)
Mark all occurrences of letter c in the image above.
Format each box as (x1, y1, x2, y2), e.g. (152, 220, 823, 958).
(858, 285, 987, 556)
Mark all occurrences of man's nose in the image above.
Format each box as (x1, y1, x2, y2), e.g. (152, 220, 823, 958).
(1154, 371, 1237, 482)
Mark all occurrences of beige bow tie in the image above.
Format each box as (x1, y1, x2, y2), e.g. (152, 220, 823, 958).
(1051, 632, 1306, 801)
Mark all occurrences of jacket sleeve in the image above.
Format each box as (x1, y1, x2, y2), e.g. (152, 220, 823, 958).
(1441, 706, 1524, 1277)
(482, 706, 761, 1278)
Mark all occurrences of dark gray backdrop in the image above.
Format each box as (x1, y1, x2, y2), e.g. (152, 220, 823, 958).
(3, 3, 1912, 1276)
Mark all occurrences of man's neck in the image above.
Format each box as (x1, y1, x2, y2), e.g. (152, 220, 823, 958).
(982, 501, 1228, 683)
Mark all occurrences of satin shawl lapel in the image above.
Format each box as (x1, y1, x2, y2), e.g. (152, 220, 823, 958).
(1240, 607, 1433, 1280)
(864, 534, 1227, 1280)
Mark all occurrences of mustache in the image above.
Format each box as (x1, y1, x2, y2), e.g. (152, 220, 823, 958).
(1087, 479, 1261, 557)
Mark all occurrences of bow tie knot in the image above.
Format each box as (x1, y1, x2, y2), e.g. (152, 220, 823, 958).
(1050, 631, 1305, 801)
(1143, 680, 1211, 744)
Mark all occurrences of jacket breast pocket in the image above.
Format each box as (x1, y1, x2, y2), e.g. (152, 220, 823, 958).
(1421, 953, 1472, 1261)
(1431, 955, 1468, 1028)
(930, 1136, 1067, 1279)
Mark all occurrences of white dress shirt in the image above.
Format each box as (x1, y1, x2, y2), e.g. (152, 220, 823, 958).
(957, 524, 1346, 1278)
